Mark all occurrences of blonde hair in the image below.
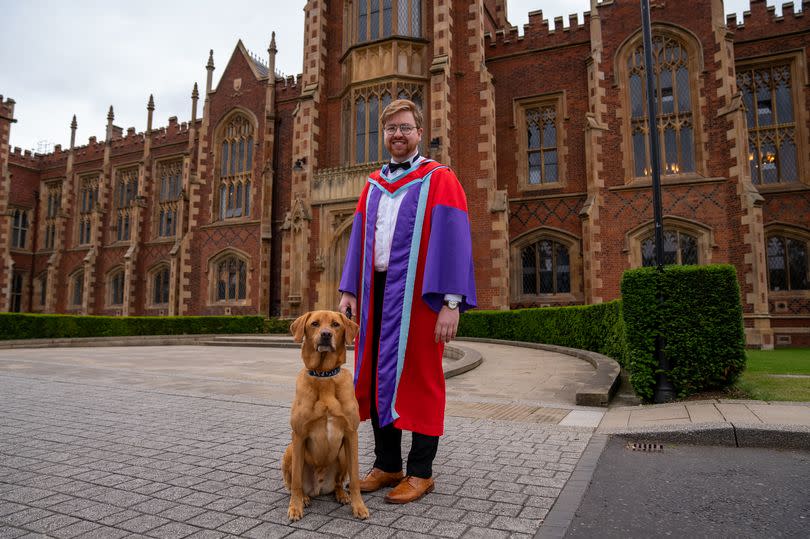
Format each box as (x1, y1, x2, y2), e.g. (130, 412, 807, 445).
(380, 99, 423, 130)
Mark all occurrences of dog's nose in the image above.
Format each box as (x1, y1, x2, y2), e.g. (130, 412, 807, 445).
(318, 331, 333, 342)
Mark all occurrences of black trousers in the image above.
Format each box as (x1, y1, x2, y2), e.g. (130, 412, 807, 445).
(370, 271, 439, 479)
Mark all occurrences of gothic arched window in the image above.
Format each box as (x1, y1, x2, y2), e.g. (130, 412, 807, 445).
(640, 230, 699, 267)
(218, 114, 254, 221)
(766, 234, 809, 292)
(627, 34, 696, 177)
(356, 0, 420, 43)
(157, 159, 183, 237)
(151, 266, 170, 305)
(109, 269, 125, 306)
(114, 166, 138, 242)
(212, 254, 248, 303)
(737, 64, 798, 185)
(521, 239, 571, 295)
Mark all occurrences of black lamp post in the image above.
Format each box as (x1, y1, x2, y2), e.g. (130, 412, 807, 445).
(641, 0, 675, 403)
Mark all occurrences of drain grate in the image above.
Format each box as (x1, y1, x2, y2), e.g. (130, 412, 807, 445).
(626, 441, 664, 452)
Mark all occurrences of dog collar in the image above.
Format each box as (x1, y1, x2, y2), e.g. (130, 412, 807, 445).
(308, 367, 341, 378)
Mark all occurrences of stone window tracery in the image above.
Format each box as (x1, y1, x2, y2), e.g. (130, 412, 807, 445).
(521, 239, 571, 295)
(627, 34, 695, 177)
(514, 94, 564, 190)
(113, 166, 138, 242)
(70, 270, 84, 307)
(11, 208, 29, 249)
(766, 233, 809, 292)
(211, 253, 249, 304)
(356, 0, 420, 43)
(77, 174, 99, 245)
(10, 271, 24, 312)
(109, 269, 125, 306)
(350, 83, 423, 165)
(151, 266, 170, 306)
(43, 181, 61, 250)
(640, 230, 699, 267)
(738, 64, 798, 185)
(156, 159, 182, 237)
(217, 113, 254, 221)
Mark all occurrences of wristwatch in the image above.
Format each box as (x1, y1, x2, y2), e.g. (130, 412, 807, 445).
(443, 299, 460, 310)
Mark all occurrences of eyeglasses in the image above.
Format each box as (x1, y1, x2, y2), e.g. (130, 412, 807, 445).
(383, 124, 417, 136)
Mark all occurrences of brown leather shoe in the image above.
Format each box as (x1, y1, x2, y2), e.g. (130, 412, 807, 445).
(359, 467, 404, 493)
(384, 476, 435, 504)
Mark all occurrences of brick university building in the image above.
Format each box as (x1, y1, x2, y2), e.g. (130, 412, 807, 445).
(1, 0, 808, 347)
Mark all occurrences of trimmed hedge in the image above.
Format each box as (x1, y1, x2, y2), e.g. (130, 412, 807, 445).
(621, 264, 746, 401)
(264, 317, 294, 334)
(458, 300, 627, 361)
(0, 313, 266, 340)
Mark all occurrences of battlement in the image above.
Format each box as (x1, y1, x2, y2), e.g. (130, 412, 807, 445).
(0, 95, 15, 118)
(275, 73, 303, 100)
(485, 6, 593, 55)
(9, 146, 38, 164)
(727, 0, 808, 31)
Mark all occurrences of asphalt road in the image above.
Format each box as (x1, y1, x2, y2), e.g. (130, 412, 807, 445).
(565, 436, 810, 538)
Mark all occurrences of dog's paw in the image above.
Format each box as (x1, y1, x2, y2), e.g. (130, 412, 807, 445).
(287, 501, 304, 521)
(303, 495, 311, 507)
(334, 487, 350, 505)
(352, 501, 370, 520)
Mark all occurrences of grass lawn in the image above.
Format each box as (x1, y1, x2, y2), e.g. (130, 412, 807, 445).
(735, 348, 810, 402)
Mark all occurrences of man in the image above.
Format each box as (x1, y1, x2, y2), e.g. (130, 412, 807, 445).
(338, 99, 476, 504)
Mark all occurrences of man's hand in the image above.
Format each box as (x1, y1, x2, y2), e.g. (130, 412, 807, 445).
(338, 292, 357, 319)
(434, 306, 460, 343)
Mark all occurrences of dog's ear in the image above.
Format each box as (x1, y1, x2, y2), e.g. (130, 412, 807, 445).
(290, 313, 310, 343)
(340, 312, 360, 343)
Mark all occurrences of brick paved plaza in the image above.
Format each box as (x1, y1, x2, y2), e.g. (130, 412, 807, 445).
(0, 345, 592, 538)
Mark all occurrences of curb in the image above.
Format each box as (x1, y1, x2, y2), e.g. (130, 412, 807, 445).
(601, 422, 810, 450)
(0, 334, 483, 380)
(457, 337, 620, 407)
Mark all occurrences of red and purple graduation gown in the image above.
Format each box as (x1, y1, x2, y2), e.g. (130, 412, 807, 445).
(339, 159, 477, 437)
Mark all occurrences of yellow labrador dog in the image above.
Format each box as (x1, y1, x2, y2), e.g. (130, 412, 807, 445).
(282, 310, 369, 521)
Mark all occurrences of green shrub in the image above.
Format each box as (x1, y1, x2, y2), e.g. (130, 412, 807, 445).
(458, 300, 627, 361)
(621, 264, 746, 401)
(264, 317, 294, 334)
(0, 313, 265, 340)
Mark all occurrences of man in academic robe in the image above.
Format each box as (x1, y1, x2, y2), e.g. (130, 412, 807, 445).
(338, 99, 477, 504)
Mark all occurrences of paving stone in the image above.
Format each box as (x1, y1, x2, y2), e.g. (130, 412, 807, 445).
(0, 502, 27, 517)
(117, 514, 171, 534)
(49, 519, 103, 538)
(25, 513, 80, 534)
(187, 511, 237, 530)
(71, 502, 124, 521)
(1, 507, 54, 527)
(216, 516, 262, 535)
(242, 522, 295, 538)
(159, 504, 207, 521)
(0, 527, 27, 539)
(98, 509, 141, 526)
(349, 524, 398, 539)
(315, 517, 369, 537)
(430, 520, 470, 538)
(390, 514, 436, 533)
(490, 515, 541, 534)
(185, 531, 227, 539)
(146, 521, 202, 539)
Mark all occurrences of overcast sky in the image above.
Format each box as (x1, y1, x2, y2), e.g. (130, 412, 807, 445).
(2, 1, 775, 152)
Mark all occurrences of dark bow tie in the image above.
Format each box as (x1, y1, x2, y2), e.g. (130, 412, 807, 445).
(388, 160, 410, 172)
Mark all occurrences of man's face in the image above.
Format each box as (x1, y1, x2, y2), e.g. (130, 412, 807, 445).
(383, 110, 423, 161)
